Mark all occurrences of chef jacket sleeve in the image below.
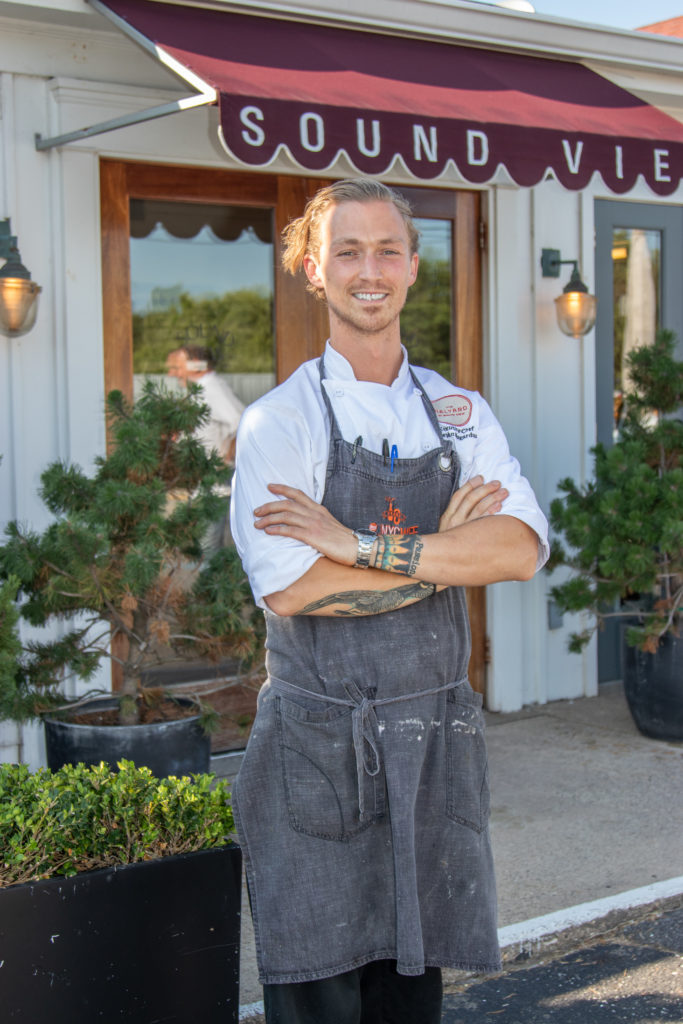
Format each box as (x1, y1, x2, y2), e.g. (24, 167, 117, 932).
(229, 399, 325, 608)
(466, 396, 550, 572)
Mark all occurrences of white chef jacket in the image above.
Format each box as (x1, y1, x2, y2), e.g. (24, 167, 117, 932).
(195, 371, 244, 460)
(231, 342, 549, 608)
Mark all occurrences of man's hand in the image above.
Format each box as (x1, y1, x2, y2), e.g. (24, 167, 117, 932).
(439, 475, 508, 532)
(254, 484, 357, 565)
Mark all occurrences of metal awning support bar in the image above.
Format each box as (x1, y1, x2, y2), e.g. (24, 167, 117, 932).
(35, 92, 215, 151)
(34, 0, 217, 151)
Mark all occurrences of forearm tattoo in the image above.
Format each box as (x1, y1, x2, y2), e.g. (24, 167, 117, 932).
(297, 580, 436, 616)
(371, 534, 424, 576)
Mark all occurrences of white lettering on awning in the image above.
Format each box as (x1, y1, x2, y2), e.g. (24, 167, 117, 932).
(300, 112, 325, 152)
(413, 125, 438, 162)
(654, 149, 671, 182)
(562, 139, 584, 174)
(240, 105, 265, 147)
(466, 130, 489, 166)
(615, 145, 624, 180)
(356, 118, 381, 158)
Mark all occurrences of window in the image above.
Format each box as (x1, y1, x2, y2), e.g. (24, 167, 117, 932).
(129, 199, 275, 405)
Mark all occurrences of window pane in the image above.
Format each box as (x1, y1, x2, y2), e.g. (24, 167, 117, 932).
(402, 218, 453, 379)
(612, 228, 661, 437)
(129, 200, 275, 755)
(130, 199, 275, 405)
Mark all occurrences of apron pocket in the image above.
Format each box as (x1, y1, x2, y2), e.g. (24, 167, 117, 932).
(276, 695, 382, 842)
(445, 685, 490, 834)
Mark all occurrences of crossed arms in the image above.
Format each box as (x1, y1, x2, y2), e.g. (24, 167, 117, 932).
(254, 477, 539, 617)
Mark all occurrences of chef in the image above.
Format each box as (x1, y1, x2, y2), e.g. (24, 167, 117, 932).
(230, 178, 548, 1024)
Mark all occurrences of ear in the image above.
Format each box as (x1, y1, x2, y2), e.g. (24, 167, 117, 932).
(303, 253, 324, 290)
(408, 252, 419, 287)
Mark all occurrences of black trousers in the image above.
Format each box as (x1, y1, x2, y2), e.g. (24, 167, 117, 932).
(263, 960, 443, 1024)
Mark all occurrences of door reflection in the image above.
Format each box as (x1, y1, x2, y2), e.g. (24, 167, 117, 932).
(612, 228, 661, 439)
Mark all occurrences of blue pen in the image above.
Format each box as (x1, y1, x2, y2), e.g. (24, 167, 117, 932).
(390, 444, 398, 473)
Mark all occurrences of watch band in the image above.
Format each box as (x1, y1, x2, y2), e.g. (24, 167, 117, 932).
(352, 529, 376, 569)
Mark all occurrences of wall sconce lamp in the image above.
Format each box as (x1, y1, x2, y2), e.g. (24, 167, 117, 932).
(541, 248, 597, 339)
(0, 219, 42, 338)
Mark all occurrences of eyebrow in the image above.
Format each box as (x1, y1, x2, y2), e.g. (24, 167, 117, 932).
(331, 236, 406, 247)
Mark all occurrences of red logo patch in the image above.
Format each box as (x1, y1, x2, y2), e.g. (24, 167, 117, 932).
(432, 394, 473, 427)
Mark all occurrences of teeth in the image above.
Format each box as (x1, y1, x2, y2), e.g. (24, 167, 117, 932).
(354, 292, 386, 301)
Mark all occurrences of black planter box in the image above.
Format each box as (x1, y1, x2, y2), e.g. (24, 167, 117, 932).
(0, 844, 241, 1022)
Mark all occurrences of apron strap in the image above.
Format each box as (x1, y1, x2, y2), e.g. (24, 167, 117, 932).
(318, 354, 458, 474)
(269, 675, 468, 819)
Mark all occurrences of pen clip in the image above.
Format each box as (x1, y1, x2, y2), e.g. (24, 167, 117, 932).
(382, 438, 390, 466)
(352, 436, 363, 464)
(390, 444, 398, 473)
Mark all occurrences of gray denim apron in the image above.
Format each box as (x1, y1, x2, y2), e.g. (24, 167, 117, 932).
(233, 358, 501, 985)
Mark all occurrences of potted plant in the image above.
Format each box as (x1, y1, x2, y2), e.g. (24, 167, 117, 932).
(549, 329, 683, 740)
(0, 383, 261, 774)
(0, 758, 241, 1022)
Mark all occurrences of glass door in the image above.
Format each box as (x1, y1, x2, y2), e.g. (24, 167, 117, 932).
(594, 200, 683, 681)
(595, 202, 683, 449)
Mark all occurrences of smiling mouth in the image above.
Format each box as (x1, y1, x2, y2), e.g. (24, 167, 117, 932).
(353, 292, 388, 302)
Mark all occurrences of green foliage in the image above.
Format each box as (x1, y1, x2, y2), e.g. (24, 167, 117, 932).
(0, 576, 24, 719)
(0, 382, 260, 723)
(0, 760, 234, 888)
(133, 289, 274, 375)
(549, 330, 683, 654)
(402, 255, 452, 379)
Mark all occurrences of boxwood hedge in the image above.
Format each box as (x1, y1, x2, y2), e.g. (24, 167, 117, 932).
(0, 759, 234, 888)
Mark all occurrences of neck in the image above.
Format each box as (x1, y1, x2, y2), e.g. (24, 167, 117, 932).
(328, 324, 403, 386)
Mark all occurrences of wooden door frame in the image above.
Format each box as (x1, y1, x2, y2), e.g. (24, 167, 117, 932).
(401, 186, 486, 695)
(99, 161, 486, 695)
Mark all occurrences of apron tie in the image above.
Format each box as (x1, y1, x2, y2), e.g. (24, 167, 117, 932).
(350, 691, 381, 820)
(269, 675, 468, 820)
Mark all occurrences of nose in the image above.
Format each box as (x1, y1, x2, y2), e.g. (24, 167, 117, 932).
(358, 251, 383, 281)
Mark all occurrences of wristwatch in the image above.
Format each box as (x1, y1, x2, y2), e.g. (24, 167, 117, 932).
(352, 529, 376, 569)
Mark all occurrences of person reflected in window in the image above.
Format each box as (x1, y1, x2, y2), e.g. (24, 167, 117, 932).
(166, 344, 244, 553)
(166, 344, 244, 464)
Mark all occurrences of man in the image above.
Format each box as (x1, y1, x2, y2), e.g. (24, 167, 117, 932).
(230, 179, 548, 1023)
(165, 344, 244, 464)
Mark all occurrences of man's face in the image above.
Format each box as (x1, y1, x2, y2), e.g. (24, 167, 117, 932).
(166, 350, 188, 385)
(303, 200, 418, 337)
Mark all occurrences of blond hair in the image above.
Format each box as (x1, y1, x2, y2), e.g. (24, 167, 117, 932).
(281, 179, 419, 297)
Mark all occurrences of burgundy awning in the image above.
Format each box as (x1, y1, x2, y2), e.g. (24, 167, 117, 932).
(101, 0, 683, 194)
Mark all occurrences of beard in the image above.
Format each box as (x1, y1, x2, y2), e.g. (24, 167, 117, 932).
(325, 291, 407, 337)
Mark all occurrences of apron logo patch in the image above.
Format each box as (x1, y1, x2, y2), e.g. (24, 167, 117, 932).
(433, 394, 473, 427)
(377, 497, 419, 535)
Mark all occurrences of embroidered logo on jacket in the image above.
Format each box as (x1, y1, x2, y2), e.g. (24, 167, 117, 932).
(433, 394, 477, 441)
(432, 394, 472, 426)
